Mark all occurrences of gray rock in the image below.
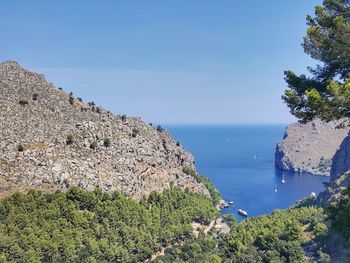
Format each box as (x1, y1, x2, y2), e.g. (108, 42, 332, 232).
(275, 119, 349, 176)
(0, 61, 210, 199)
(330, 134, 350, 181)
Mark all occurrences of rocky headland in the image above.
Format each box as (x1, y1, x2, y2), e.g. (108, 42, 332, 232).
(275, 119, 349, 176)
(0, 61, 210, 199)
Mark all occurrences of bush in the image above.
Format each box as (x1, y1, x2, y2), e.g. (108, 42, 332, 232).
(77, 97, 83, 102)
(66, 134, 74, 145)
(19, 99, 28, 106)
(132, 128, 140, 138)
(69, 96, 74, 105)
(122, 114, 127, 122)
(318, 157, 332, 172)
(90, 141, 98, 150)
(32, 94, 39, 101)
(17, 144, 24, 152)
(103, 138, 111, 148)
(182, 166, 221, 205)
(88, 101, 95, 106)
(157, 125, 163, 132)
(176, 141, 180, 147)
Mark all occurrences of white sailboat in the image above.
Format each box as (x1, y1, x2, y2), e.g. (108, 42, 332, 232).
(281, 174, 286, 184)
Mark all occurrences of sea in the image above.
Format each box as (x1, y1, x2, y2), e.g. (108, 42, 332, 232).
(165, 124, 329, 221)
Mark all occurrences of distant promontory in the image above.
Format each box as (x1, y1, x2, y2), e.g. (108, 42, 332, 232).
(275, 119, 349, 176)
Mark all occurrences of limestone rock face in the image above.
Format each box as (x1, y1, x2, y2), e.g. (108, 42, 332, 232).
(0, 61, 210, 199)
(275, 119, 349, 176)
(330, 134, 350, 181)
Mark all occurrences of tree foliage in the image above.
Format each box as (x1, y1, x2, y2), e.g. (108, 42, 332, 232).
(156, 206, 327, 263)
(0, 187, 218, 263)
(283, 0, 350, 123)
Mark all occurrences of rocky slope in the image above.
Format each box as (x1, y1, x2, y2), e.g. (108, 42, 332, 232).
(0, 61, 210, 199)
(275, 119, 349, 176)
(316, 133, 350, 206)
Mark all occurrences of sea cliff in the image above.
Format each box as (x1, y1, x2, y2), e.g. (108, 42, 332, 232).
(275, 119, 349, 176)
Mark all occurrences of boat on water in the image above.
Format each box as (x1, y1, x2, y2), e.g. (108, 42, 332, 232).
(281, 174, 286, 184)
(238, 209, 248, 217)
(229, 201, 234, 205)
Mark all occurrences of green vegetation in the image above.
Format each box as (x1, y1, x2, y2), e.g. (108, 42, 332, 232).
(318, 157, 332, 172)
(121, 114, 127, 122)
(283, 0, 350, 123)
(132, 128, 139, 138)
(17, 144, 24, 152)
(90, 141, 98, 150)
(18, 99, 28, 106)
(157, 206, 328, 262)
(66, 134, 74, 145)
(157, 125, 163, 132)
(182, 166, 221, 205)
(155, 234, 222, 263)
(103, 138, 111, 148)
(0, 187, 217, 263)
(32, 94, 39, 101)
(223, 207, 327, 262)
(327, 187, 350, 245)
(69, 96, 74, 105)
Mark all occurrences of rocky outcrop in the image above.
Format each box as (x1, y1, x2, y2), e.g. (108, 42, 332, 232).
(314, 133, 350, 206)
(330, 134, 350, 181)
(0, 61, 210, 199)
(275, 119, 349, 176)
(315, 172, 350, 206)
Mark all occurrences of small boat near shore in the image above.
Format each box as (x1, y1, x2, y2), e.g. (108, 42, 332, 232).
(238, 209, 248, 217)
(229, 201, 234, 205)
(282, 174, 286, 184)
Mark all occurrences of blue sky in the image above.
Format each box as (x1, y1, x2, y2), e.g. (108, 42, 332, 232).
(1, 0, 322, 124)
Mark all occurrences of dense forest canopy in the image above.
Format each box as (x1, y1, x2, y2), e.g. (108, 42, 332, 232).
(0, 187, 332, 263)
(283, 0, 350, 123)
(0, 187, 218, 262)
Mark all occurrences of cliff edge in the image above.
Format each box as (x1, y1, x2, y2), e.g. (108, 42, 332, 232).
(275, 119, 349, 176)
(0, 61, 210, 199)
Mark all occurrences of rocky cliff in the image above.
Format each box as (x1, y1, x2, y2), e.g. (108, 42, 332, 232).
(0, 61, 210, 199)
(275, 119, 349, 176)
(316, 133, 350, 206)
(330, 134, 350, 181)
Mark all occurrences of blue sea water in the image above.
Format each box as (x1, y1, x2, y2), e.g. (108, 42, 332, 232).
(166, 124, 329, 220)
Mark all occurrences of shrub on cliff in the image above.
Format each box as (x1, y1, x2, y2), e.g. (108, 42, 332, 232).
(66, 134, 74, 145)
(90, 141, 98, 150)
(17, 144, 24, 152)
(132, 128, 139, 137)
(69, 96, 74, 105)
(327, 187, 350, 243)
(18, 99, 28, 106)
(182, 166, 221, 205)
(103, 138, 111, 147)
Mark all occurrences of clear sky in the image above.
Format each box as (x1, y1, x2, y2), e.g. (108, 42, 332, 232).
(1, 0, 322, 124)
